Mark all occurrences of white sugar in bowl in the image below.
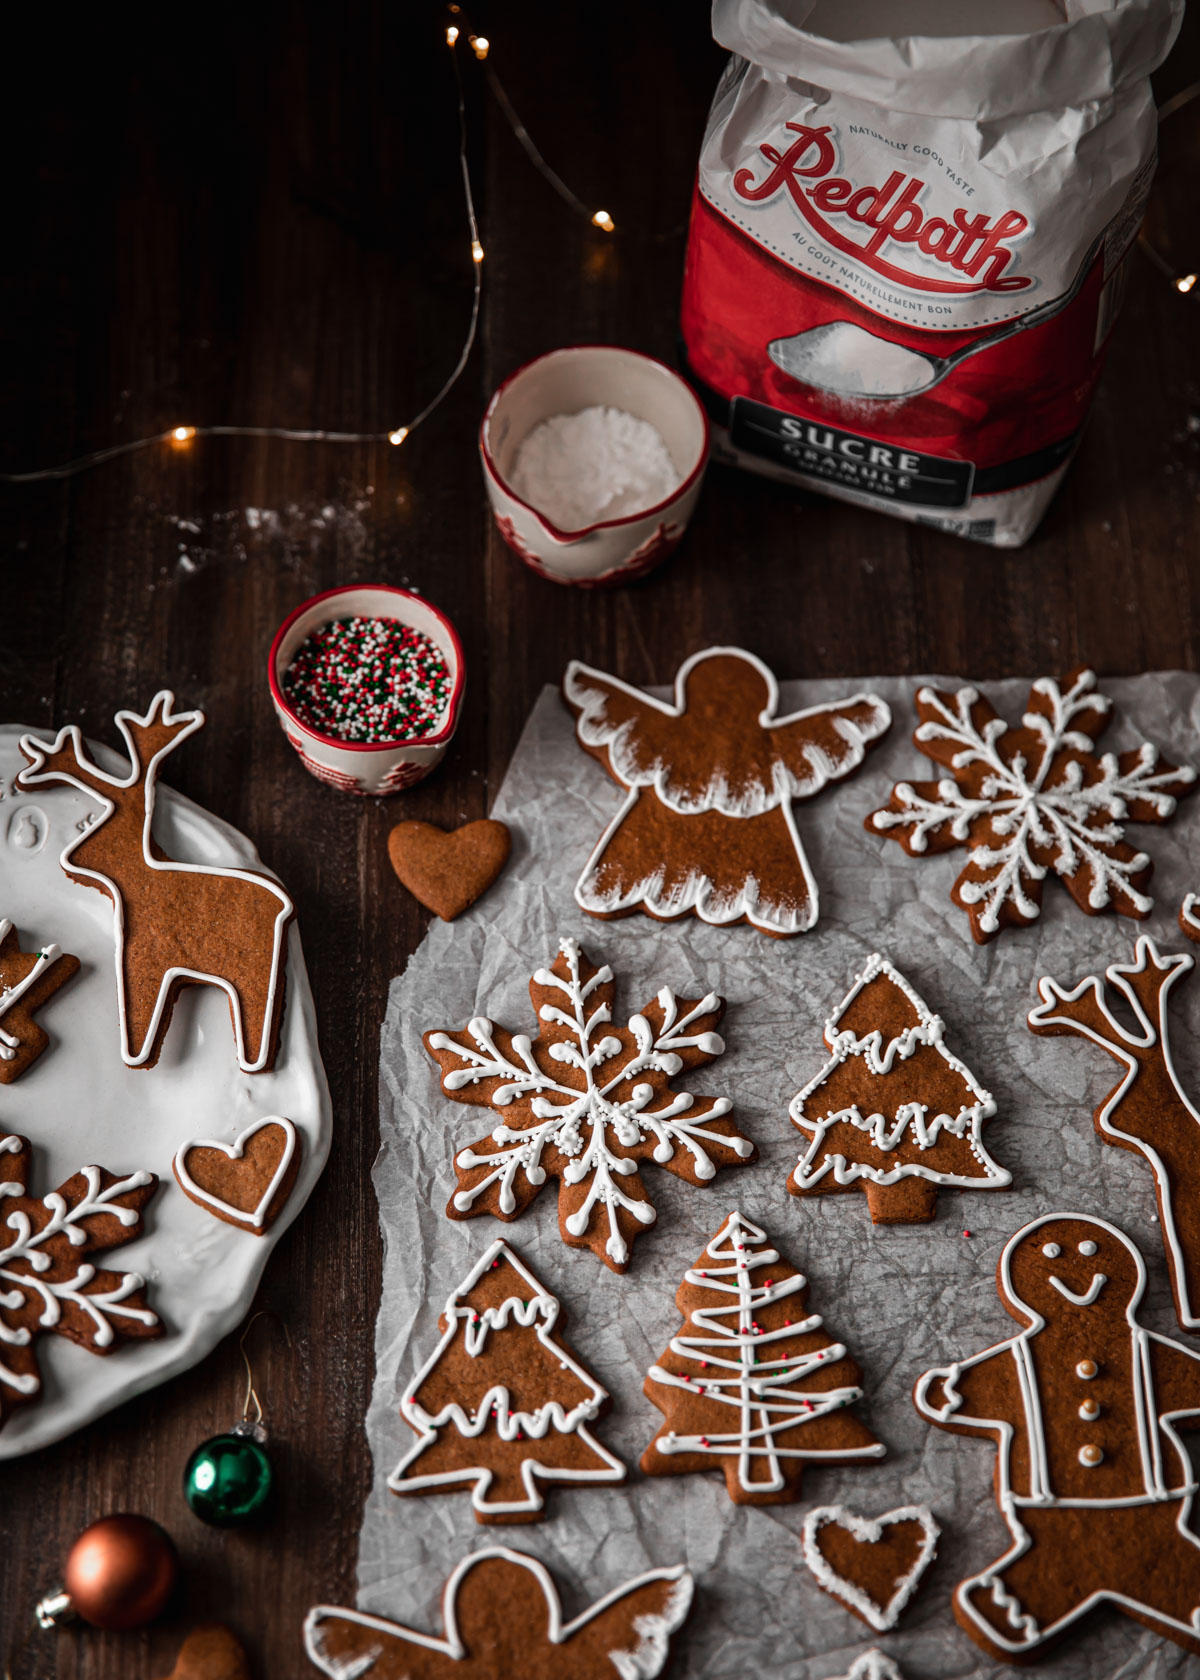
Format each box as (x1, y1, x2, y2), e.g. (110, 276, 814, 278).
(480, 345, 709, 587)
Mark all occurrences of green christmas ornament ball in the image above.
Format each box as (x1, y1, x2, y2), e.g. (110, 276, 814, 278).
(183, 1427, 273, 1527)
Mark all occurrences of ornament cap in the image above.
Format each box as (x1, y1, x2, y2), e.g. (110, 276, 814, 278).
(35, 1588, 75, 1628)
(231, 1418, 268, 1445)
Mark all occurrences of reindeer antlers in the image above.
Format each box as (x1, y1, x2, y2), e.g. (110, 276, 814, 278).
(18, 691, 205, 796)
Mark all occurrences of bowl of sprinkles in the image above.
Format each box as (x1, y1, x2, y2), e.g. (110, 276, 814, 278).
(268, 584, 465, 795)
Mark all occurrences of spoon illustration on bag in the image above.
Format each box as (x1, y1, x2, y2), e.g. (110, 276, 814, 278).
(768, 237, 1102, 403)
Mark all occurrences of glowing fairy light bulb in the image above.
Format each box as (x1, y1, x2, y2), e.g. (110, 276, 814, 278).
(388, 427, 409, 446)
(171, 426, 196, 443)
(591, 210, 615, 232)
(471, 239, 484, 263)
(470, 34, 489, 58)
(1176, 273, 1197, 294)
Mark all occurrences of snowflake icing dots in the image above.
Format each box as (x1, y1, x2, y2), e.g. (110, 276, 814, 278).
(424, 938, 756, 1272)
(868, 668, 1195, 944)
(0, 1135, 160, 1429)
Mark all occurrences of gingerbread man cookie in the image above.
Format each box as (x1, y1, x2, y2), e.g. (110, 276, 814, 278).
(868, 668, 1195, 944)
(0, 918, 79, 1083)
(389, 1239, 624, 1522)
(425, 936, 755, 1272)
(563, 648, 890, 937)
(915, 1211, 1200, 1660)
(304, 1548, 693, 1679)
(18, 691, 294, 1072)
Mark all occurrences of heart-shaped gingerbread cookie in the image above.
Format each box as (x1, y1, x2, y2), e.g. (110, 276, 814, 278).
(174, 1116, 300, 1236)
(387, 819, 511, 921)
(801, 1504, 939, 1631)
(156, 1624, 249, 1680)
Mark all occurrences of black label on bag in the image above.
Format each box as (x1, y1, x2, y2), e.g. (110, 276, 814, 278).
(730, 396, 975, 509)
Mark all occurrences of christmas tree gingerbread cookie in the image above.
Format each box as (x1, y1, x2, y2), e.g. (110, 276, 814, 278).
(17, 691, 295, 1072)
(389, 1238, 624, 1522)
(0, 918, 79, 1084)
(563, 648, 890, 938)
(641, 1211, 885, 1505)
(1029, 934, 1200, 1331)
(915, 1211, 1200, 1661)
(305, 1548, 694, 1679)
(424, 936, 756, 1272)
(868, 668, 1195, 944)
(0, 1134, 160, 1429)
(788, 952, 1010, 1224)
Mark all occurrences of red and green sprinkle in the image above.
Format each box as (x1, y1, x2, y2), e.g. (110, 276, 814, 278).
(283, 616, 452, 744)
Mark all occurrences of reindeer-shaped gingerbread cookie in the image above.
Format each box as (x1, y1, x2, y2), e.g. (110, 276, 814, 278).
(18, 692, 294, 1073)
(915, 1212, 1200, 1661)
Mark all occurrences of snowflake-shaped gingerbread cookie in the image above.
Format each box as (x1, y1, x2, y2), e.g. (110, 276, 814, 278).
(424, 938, 756, 1271)
(868, 668, 1195, 944)
(0, 1134, 160, 1429)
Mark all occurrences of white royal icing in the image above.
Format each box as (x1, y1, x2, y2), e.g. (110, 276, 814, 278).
(17, 692, 293, 1074)
(388, 1238, 625, 1516)
(800, 1502, 939, 1631)
(565, 648, 890, 937)
(432, 936, 749, 1267)
(790, 952, 1009, 1194)
(0, 918, 65, 1061)
(647, 1210, 885, 1493)
(914, 1209, 1200, 1657)
(871, 670, 1194, 934)
(303, 1547, 693, 1677)
(1030, 935, 1200, 1329)
(173, 1115, 297, 1234)
(831, 1655, 906, 1680)
(0, 1144, 157, 1399)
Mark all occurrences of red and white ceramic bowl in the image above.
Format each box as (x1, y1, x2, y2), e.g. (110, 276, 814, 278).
(268, 584, 465, 796)
(480, 345, 710, 587)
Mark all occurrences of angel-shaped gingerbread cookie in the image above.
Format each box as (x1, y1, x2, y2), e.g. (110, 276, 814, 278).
(915, 1211, 1200, 1661)
(563, 648, 890, 938)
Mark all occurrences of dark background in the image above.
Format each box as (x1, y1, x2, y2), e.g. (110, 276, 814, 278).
(2, 2, 1197, 1672)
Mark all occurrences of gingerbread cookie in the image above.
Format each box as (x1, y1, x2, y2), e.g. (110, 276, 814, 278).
(304, 1547, 693, 1679)
(1182, 894, 1200, 943)
(0, 1135, 160, 1429)
(1029, 935, 1200, 1331)
(425, 936, 755, 1272)
(17, 691, 295, 1072)
(156, 1625, 250, 1680)
(641, 1210, 884, 1505)
(788, 952, 1009, 1224)
(832, 1657, 904, 1680)
(0, 918, 79, 1083)
(173, 1116, 300, 1236)
(563, 648, 890, 938)
(388, 819, 511, 921)
(389, 1238, 624, 1522)
(915, 1211, 1200, 1661)
(867, 668, 1195, 944)
(800, 1504, 939, 1631)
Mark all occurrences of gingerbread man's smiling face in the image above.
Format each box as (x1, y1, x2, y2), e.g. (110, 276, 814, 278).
(1001, 1215, 1144, 1325)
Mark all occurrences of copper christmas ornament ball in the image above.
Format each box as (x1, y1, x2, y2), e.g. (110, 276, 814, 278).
(62, 1514, 178, 1630)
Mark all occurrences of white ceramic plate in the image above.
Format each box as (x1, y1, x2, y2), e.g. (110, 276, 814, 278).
(0, 722, 331, 1459)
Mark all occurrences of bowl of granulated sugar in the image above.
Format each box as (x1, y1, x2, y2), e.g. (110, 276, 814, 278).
(480, 345, 709, 586)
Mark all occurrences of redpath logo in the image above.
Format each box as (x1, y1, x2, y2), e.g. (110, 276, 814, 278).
(733, 123, 1031, 294)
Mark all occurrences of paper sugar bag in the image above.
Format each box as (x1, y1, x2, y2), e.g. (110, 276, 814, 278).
(681, 0, 1183, 545)
(361, 672, 1200, 1679)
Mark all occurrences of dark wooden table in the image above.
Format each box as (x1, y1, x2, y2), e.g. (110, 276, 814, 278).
(3, 2, 1198, 1672)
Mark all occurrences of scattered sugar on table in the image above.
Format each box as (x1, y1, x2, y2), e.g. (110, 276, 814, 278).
(510, 405, 682, 531)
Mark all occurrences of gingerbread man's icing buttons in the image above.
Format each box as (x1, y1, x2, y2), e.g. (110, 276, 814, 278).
(1078, 1445, 1104, 1466)
(1042, 1242, 1060, 1257)
(1076, 1359, 1099, 1379)
(1079, 1240, 1098, 1255)
(1079, 1400, 1101, 1420)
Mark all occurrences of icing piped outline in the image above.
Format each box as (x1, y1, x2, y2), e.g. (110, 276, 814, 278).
(173, 1115, 298, 1234)
(800, 1502, 940, 1632)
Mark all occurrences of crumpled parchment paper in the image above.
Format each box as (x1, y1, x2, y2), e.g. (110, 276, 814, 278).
(358, 672, 1200, 1680)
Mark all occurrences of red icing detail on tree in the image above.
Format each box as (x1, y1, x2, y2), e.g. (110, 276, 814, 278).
(389, 1240, 623, 1522)
(641, 1211, 884, 1505)
(788, 952, 1010, 1224)
(1029, 936, 1200, 1332)
(0, 1134, 160, 1429)
(869, 668, 1196, 944)
(424, 936, 755, 1273)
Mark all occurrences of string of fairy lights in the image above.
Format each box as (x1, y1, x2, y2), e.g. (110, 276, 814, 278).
(1, 36, 1195, 486)
(0, 10, 617, 485)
